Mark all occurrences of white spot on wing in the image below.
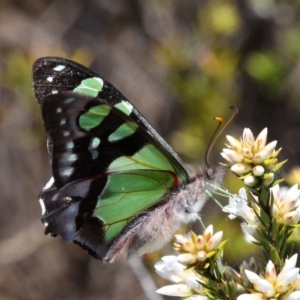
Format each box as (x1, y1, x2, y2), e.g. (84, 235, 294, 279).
(39, 197, 46, 215)
(66, 141, 74, 149)
(62, 131, 70, 136)
(91, 151, 99, 160)
(61, 167, 74, 177)
(52, 90, 58, 94)
(64, 97, 75, 104)
(67, 154, 77, 162)
(60, 119, 66, 125)
(90, 137, 101, 149)
(53, 65, 66, 71)
(47, 76, 53, 82)
(56, 107, 62, 113)
(43, 177, 54, 190)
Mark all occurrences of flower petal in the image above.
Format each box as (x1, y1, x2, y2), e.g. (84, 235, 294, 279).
(226, 135, 242, 150)
(205, 231, 223, 252)
(253, 128, 268, 152)
(244, 175, 259, 187)
(243, 128, 255, 145)
(265, 260, 276, 285)
(187, 296, 209, 300)
(222, 149, 244, 163)
(252, 165, 265, 176)
(253, 141, 277, 164)
(231, 163, 253, 175)
(281, 291, 300, 300)
(244, 270, 275, 297)
(237, 294, 265, 300)
(156, 284, 191, 297)
(177, 254, 197, 265)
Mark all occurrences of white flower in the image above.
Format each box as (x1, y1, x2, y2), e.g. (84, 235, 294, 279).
(154, 255, 194, 283)
(221, 128, 282, 187)
(240, 257, 259, 285)
(174, 225, 224, 267)
(223, 188, 262, 243)
(187, 295, 209, 300)
(223, 188, 258, 225)
(237, 293, 265, 300)
(281, 291, 300, 300)
(156, 277, 208, 299)
(271, 184, 300, 225)
(241, 223, 259, 243)
(156, 227, 225, 299)
(239, 255, 299, 298)
(155, 262, 208, 298)
(276, 254, 299, 293)
(156, 284, 192, 297)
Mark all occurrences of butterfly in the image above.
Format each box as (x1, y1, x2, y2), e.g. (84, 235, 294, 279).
(32, 57, 223, 263)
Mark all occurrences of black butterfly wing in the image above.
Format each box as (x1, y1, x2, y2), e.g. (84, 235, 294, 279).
(33, 57, 187, 180)
(40, 91, 186, 260)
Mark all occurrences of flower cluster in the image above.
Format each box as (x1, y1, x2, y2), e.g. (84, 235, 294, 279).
(155, 127, 300, 300)
(155, 256, 208, 299)
(271, 184, 300, 225)
(156, 226, 225, 299)
(174, 225, 225, 268)
(238, 255, 300, 300)
(221, 128, 285, 188)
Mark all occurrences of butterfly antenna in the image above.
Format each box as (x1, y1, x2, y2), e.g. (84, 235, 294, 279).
(205, 106, 238, 167)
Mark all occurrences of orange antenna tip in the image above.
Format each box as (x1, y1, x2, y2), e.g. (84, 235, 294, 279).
(214, 117, 223, 123)
(205, 106, 238, 168)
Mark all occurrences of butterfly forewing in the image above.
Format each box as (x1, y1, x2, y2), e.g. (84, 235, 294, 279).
(42, 91, 187, 187)
(33, 57, 188, 182)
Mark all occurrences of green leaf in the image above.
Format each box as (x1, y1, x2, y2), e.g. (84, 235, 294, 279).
(272, 159, 288, 172)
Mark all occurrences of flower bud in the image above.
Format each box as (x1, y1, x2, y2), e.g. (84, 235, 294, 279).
(263, 172, 274, 187)
(231, 163, 252, 175)
(177, 253, 197, 265)
(252, 165, 265, 176)
(196, 251, 207, 262)
(244, 175, 259, 187)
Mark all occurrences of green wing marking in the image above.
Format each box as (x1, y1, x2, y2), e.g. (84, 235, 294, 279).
(108, 144, 180, 174)
(73, 77, 104, 96)
(108, 122, 137, 142)
(78, 102, 186, 182)
(114, 101, 133, 116)
(79, 104, 110, 131)
(93, 170, 175, 242)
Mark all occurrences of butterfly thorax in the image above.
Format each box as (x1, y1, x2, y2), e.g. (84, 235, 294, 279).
(167, 163, 223, 224)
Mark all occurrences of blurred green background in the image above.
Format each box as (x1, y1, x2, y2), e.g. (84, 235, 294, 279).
(1, 0, 300, 299)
